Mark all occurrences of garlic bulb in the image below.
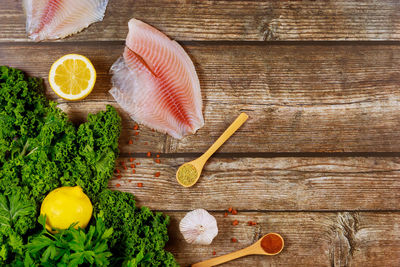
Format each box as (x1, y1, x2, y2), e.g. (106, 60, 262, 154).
(179, 209, 218, 245)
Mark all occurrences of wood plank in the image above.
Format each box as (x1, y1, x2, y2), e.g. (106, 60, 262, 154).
(3, 42, 400, 152)
(164, 211, 400, 266)
(2, 0, 400, 41)
(108, 156, 400, 211)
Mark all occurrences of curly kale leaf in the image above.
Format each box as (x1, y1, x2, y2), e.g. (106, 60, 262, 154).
(74, 105, 121, 200)
(0, 66, 121, 202)
(95, 190, 178, 266)
(19, 105, 76, 201)
(0, 66, 48, 156)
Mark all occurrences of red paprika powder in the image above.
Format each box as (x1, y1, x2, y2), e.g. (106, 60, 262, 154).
(260, 233, 283, 254)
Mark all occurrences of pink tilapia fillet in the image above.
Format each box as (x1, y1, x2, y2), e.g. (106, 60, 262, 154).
(23, 0, 109, 41)
(110, 19, 204, 139)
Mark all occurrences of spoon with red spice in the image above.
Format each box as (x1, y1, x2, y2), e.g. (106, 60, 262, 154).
(192, 233, 284, 267)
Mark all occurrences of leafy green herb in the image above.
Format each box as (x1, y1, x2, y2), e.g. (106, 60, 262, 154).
(0, 66, 121, 202)
(96, 190, 178, 266)
(0, 189, 36, 233)
(0, 66, 178, 266)
(122, 248, 152, 267)
(26, 215, 113, 266)
(0, 189, 36, 264)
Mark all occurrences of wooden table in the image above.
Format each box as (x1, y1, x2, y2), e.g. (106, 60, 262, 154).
(2, 1, 400, 266)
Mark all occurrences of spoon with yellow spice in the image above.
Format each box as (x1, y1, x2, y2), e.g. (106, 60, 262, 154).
(176, 113, 249, 187)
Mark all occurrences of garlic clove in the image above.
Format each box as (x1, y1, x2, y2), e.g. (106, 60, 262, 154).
(179, 209, 218, 245)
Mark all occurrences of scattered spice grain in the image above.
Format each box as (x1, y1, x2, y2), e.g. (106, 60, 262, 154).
(137, 183, 143, 187)
(155, 172, 160, 177)
(131, 164, 135, 168)
(228, 207, 233, 213)
(128, 140, 133, 145)
(129, 158, 134, 162)
(232, 209, 238, 215)
(134, 132, 139, 136)
(212, 251, 216, 256)
(133, 124, 139, 130)
(132, 169, 136, 174)
(155, 159, 161, 164)
(231, 238, 237, 243)
(156, 154, 160, 158)
(224, 212, 228, 217)
(232, 220, 239, 226)
(116, 183, 121, 187)
(147, 152, 151, 157)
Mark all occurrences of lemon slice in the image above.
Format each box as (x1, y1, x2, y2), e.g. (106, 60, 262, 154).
(49, 54, 96, 100)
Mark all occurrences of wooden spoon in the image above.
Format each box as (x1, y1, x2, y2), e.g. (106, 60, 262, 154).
(176, 113, 249, 187)
(192, 233, 284, 267)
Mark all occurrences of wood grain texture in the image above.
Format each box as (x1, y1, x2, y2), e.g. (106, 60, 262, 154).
(2, 42, 400, 153)
(2, 0, 400, 266)
(2, 0, 400, 41)
(109, 156, 400, 211)
(165, 211, 400, 266)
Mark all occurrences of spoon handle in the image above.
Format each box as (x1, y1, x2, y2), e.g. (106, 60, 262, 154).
(192, 245, 254, 267)
(199, 113, 248, 162)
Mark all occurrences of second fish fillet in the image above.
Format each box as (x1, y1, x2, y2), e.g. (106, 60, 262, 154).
(110, 19, 204, 139)
(23, 0, 109, 41)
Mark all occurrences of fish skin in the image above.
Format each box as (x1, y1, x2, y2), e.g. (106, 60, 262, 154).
(110, 19, 204, 139)
(23, 0, 109, 41)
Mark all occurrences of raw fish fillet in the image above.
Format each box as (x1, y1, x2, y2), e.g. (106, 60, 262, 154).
(110, 19, 204, 139)
(23, 0, 109, 41)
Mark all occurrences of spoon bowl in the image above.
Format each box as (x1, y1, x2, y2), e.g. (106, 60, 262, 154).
(176, 162, 202, 187)
(176, 113, 248, 187)
(254, 233, 285, 255)
(192, 233, 284, 266)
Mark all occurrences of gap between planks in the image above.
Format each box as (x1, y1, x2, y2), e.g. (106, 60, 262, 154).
(151, 209, 400, 213)
(119, 152, 400, 158)
(2, 40, 400, 46)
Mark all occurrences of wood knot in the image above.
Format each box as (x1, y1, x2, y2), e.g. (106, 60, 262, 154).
(261, 16, 282, 41)
(328, 212, 360, 267)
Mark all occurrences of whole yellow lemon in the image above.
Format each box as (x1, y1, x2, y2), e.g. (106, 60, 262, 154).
(40, 186, 93, 232)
